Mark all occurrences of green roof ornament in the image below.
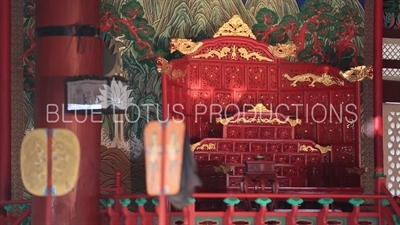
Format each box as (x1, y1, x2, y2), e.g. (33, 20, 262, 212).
(18, 203, 30, 211)
(120, 198, 131, 207)
(152, 198, 159, 206)
(287, 198, 303, 206)
(4, 205, 13, 212)
(255, 198, 272, 207)
(135, 198, 147, 206)
(318, 198, 334, 206)
(349, 198, 364, 206)
(104, 199, 115, 207)
(188, 197, 196, 204)
(223, 197, 240, 206)
(381, 199, 390, 206)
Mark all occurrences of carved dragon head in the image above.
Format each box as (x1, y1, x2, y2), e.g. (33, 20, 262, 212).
(340, 65, 374, 82)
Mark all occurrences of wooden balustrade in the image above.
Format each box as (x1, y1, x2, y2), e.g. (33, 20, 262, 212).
(2, 171, 400, 224)
(99, 193, 400, 225)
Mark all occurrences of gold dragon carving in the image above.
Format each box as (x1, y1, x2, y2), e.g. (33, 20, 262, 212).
(298, 144, 332, 154)
(157, 57, 172, 74)
(190, 142, 217, 151)
(268, 42, 297, 59)
(156, 57, 185, 80)
(238, 47, 274, 62)
(193, 47, 231, 59)
(216, 116, 301, 127)
(170, 69, 185, 80)
(213, 15, 256, 39)
(283, 72, 345, 87)
(170, 38, 203, 55)
(339, 65, 373, 82)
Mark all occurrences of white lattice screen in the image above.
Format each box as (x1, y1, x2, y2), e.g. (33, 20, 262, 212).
(383, 104, 400, 196)
(383, 38, 400, 81)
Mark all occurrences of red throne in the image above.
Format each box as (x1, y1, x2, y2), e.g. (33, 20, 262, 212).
(159, 15, 362, 194)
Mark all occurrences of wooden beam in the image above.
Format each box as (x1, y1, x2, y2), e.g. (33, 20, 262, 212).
(0, 0, 11, 214)
(383, 29, 400, 38)
(383, 80, 400, 103)
(383, 60, 400, 68)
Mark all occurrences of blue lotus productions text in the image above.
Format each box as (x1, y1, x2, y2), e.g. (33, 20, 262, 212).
(46, 103, 358, 124)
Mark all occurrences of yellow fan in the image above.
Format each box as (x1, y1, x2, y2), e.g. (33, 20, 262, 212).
(21, 129, 80, 196)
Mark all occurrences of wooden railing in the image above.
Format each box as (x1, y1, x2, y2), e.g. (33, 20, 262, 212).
(2, 170, 400, 225)
(99, 192, 400, 225)
(97, 172, 400, 225)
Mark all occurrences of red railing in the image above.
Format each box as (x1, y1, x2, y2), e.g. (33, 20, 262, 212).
(97, 172, 400, 225)
(2, 171, 400, 225)
(100, 192, 400, 225)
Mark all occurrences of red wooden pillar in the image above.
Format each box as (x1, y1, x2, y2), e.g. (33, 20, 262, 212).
(373, 0, 385, 189)
(32, 0, 102, 224)
(0, 0, 11, 213)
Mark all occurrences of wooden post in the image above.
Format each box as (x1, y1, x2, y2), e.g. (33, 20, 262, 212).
(0, 0, 11, 215)
(159, 72, 169, 225)
(373, 0, 384, 191)
(32, 0, 102, 224)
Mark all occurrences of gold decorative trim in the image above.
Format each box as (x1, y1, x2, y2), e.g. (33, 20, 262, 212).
(215, 117, 233, 126)
(170, 38, 203, 55)
(216, 116, 301, 127)
(214, 165, 233, 174)
(193, 47, 231, 59)
(268, 42, 297, 59)
(213, 15, 256, 39)
(283, 72, 344, 87)
(339, 65, 373, 82)
(346, 167, 368, 175)
(247, 103, 272, 112)
(298, 144, 332, 154)
(156, 57, 186, 80)
(156, 57, 172, 74)
(238, 47, 273, 62)
(191, 142, 217, 151)
(171, 69, 185, 80)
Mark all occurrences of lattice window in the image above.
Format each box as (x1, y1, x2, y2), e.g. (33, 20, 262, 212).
(383, 38, 400, 60)
(383, 68, 400, 79)
(383, 38, 400, 81)
(384, 104, 400, 196)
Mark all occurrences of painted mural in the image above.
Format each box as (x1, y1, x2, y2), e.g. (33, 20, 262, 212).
(23, 0, 365, 198)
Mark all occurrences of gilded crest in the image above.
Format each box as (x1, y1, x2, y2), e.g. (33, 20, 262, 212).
(213, 15, 256, 39)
